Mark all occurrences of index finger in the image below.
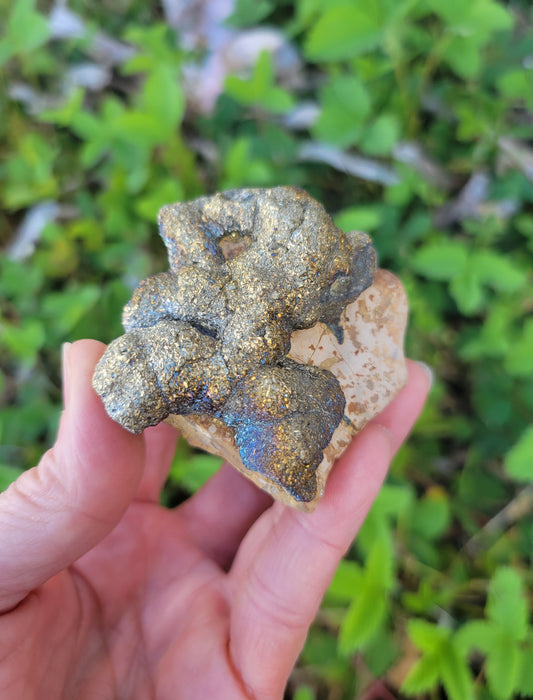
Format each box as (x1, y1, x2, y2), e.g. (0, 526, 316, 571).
(0, 340, 145, 613)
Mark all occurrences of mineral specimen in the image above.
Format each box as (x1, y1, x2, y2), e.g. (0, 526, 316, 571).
(168, 268, 408, 510)
(93, 186, 403, 509)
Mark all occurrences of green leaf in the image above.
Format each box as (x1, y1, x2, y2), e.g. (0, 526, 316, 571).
(459, 304, 511, 360)
(363, 625, 399, 677)
(0, 39, 13, 66)
(169, 451, 222, 493)
(456, 620, 495, 656)
(338, 536, 394, 654)
(462, 0, 513, 40)
(504, 427, 533, 483)
(2, 132, 58, 209)
(449, 268, 485, 315)
(123, 24, 180, 70)
(356, 512, 386, 558)
(457, 606, 525, 698)
(517, 640, 533, 696)
(249, 49, 273, 101)
(304, 7, 383, 62)
(225, 51, 294, 113)
(513, 214, 533, 243)
(221, 137, 274, 189)
(4, 0, 50, 57)
(403, 579, 450, 616)
(301, 626, 349, 683)
(361, 113, 401, 155)
(39, 89, 86, 127)
(443, 37, 481, 80)
(369, 529, 395, 589)
(334, 205, 383, 232)
(372, 483, 415, 520)
(226, 0, 274, 27)
(0, 464, 25, 492)
(430, 0, 513, 79)
(498, 69, 533, 106)
(407, 623, 471, 698)
(485, 632, 522, 700)
(0, 259, 43, 299)
(426, 0, 513, 41)
(263, 85, 295, 114)
(42, 285, 101, 336)
(470, 251, 526, 293)
(439, 638, 473, 700)
(338, 583, 387, 654)
(71, 106, 105, 140)
(314, 75, 371, 146)
(412, 241, 468, 281)
(113, 111, 164, 148)
(402, 653, 441, 695)
(135, 179, 184, 221)
(326, 560, 363, 603)
(408, 619, 449, 654)
(505, 320, 533, 378)
(410, 488, 451, 540)
(486, 567, 528, 642)
(142, 65, 185, 134)
(292, 685, 315, 700)
(0, 319, 45, 362)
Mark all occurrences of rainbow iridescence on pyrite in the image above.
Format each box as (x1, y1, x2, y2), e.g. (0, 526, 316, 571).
(92, 186, 377, 502)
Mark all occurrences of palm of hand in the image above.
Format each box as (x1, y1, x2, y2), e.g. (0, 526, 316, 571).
(17, 499, 255, 699)
(0, 341, 429, 700)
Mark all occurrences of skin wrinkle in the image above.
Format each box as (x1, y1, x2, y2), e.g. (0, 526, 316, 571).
(71, 550, 158, 699)
(179, 497, 237, 567)
(283, 509, 347, 561)
(1, 458, 121, 586)
(71, 532, 148, 698)
(100, 505, 221, 668)
(66, 570, 117, 699)
(231, 506, 318, 633)
(38, 452, 117, 531)
(93, 186, 377, 505)
(144, 565, 223, 665)
(244, 565, 313, 635)
(0, 595, 33, 664)
(30, 460, 122, 540)
(1, 581, 81, 697)
(224, 637, 258, 700)
(115, 615, 156, 700)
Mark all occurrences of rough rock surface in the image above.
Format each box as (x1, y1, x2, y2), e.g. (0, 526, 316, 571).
(92, 187, 403, 509)
(168, 268, 408, 510)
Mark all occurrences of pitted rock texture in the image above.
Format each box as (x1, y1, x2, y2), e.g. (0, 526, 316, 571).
(93, 186, 377, 504)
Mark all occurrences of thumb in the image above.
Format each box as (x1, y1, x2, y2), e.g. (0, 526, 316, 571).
(0, 339, 145, 613)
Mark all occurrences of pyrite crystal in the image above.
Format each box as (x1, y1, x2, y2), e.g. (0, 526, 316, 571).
(93, 186, 380, 505)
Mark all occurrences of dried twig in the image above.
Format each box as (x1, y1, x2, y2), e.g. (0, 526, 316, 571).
(393, 140, 454, 191)
(497, 136, 533, 183)
(463, 485, 533, 557)
(298, 142, 400, 186)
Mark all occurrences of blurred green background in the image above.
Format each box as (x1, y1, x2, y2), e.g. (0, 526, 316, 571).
(1, 0, 532, 697)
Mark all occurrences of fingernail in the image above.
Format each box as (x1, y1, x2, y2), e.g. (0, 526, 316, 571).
(415, 360, 434, 388)
(62, 342, 72, 408)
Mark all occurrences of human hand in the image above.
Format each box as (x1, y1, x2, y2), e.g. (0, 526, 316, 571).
(0, 340, 431, 699)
